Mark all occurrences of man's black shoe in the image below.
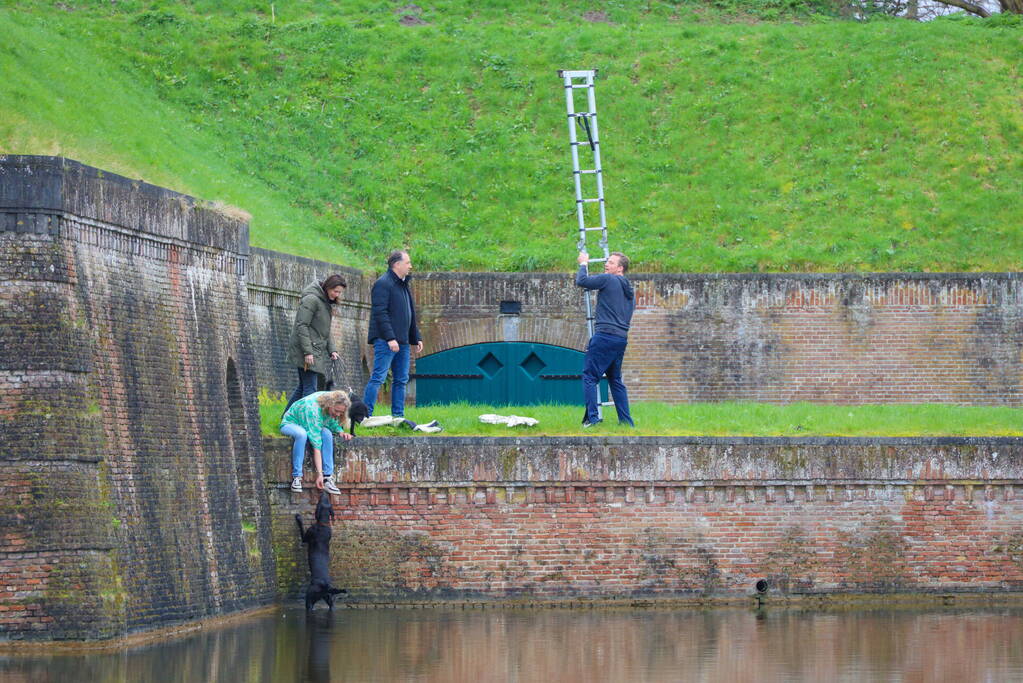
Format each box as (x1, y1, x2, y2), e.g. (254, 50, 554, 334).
(582, 420, 603, 428)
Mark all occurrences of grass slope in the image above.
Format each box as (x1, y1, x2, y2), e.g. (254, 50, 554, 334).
(2, 2, 1021, 272)
(259, 391, 1023, 437)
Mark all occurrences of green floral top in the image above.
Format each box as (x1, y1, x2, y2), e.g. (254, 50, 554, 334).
(280, 392, 344, 449)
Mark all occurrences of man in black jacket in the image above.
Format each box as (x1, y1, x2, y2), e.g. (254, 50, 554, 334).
(363, 250, 423, 417)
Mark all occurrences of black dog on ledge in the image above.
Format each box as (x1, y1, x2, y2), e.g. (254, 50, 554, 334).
(295, 492, 348, 610)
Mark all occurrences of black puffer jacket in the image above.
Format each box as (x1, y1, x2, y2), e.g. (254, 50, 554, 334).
(366, 270, 420, 345)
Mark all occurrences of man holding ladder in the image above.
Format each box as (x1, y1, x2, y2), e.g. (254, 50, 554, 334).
(576, 249, 635, 428)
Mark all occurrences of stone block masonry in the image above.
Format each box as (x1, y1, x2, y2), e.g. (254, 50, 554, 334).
(267, 436, 1023, 601)
(1, 156, 275, 640)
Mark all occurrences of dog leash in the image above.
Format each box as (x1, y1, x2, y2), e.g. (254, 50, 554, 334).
(328, 357, 343, 390)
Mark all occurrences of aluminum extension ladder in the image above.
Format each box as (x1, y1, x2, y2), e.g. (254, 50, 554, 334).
(558, 69, 613, 418)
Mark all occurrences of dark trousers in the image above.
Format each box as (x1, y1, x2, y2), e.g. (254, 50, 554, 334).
(285, 367, 325, 412)
(581, 332, 633, 426)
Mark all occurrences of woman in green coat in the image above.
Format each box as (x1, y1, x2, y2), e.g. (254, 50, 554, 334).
(285, 274, 347, 411)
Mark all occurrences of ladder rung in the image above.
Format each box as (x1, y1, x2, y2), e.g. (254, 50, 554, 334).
(576, 198, 602, 203)
(566, 84, 593, 89)
(584, 226, 605, 231)
(588, 257, 607, 263)
(599, 401, 615, 406)
(574, 170, 600, 175)
(570, 141, 598, 147)
(567, 112, 596, 118)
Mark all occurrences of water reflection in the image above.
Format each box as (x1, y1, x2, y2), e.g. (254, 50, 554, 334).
(3, 606, 1023, 682)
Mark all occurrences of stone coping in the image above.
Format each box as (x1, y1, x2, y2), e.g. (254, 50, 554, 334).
(263, 435, 1023, 484)
(0, 155, 248, 252)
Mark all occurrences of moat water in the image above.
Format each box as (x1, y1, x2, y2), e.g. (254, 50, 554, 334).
(3, 605, 1023, 682)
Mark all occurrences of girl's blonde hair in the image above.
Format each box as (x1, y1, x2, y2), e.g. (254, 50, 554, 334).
(317, 390, 352, 429)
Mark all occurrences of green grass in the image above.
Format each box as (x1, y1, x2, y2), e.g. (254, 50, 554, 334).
(260, 390, 1023, 437)
(2, 2, 1021, 272)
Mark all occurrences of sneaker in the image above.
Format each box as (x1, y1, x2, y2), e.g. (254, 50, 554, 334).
(323, 475, 342, 496)
(582, 419, 603, 428)
(291, 477, 303, 492)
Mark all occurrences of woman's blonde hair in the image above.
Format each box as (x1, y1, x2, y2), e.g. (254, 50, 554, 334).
(317, 390, 352, 429)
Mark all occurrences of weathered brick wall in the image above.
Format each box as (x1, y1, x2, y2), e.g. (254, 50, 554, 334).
(268, 436, 1023, 600)
(246, 248, 370, 397)
(244, 267, 1023, 406)
(1, 156, 275, 640)
(413, 273, 1023, 405)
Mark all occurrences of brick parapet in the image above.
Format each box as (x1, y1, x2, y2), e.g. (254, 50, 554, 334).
(265, 435, 1023, 486)
(266, 436, 1023, 601)
(0, 155, 249, 257)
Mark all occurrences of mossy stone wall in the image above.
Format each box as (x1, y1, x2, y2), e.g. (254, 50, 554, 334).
(1, 156, 275, 640)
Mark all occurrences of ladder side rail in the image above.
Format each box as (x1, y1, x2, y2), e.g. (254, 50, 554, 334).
(584, 74, 614, 411)
(563, 75, 588, 250)
(584, 79, 610, 259)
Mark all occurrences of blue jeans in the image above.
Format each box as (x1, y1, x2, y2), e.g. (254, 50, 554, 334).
(285, 368, 324, 412)
(363, 339, 411, 417)
(280, 423, 334, 479)
(582, 332, 633, 426)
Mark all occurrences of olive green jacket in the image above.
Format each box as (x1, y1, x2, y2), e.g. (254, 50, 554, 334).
(287, 282, 337, 376)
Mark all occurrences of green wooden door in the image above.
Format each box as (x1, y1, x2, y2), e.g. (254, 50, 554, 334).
(414, 342, 607, 406)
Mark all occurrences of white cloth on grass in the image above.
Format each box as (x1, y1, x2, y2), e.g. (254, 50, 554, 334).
(479, 414, 538, 427)
(361, 415, 405, 428)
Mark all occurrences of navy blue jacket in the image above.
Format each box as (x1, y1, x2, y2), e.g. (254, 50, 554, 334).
(367, 270, 421, 345)
(575, 267, 635, 337)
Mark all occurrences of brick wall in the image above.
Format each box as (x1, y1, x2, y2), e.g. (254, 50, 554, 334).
(246, 248, 371, 397)
(243, 265, 1023, 406)
(268, 436, 1023, 600)
(414, 273, 1023, 405)
(1, 156, 275, 640)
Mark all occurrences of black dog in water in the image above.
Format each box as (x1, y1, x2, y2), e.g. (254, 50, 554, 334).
(295, 493, 347, 610)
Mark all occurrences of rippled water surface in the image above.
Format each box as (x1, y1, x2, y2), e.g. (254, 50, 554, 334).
(4, 606, 1023, 682)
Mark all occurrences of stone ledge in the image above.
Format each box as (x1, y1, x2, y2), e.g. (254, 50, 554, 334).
(264, 435, 1023, 484)
(0, 155, 247, 253)
(266, 434, 1023, 447)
